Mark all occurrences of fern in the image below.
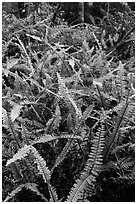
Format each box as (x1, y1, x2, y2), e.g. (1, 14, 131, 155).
(45, 103, 61, 133)
(2, 3, 135, 201)
(120, 159, 135, 171)
(31, 146, 51, 182)
(17, 117, 45, 130)
(4, 184, 24, 202)
(31, 146, 58, 201)
(6, 144, 58, 201)
(6, 145, 32, 166)
(6, 145, 51, 184)
(2, 108, 21, 148)
(51, 104, 95, 174)
(32, 133, 82, 146)
(66, 123, 105, 201)
(4, 183, 47, 202)
(57, 72, 82, 118)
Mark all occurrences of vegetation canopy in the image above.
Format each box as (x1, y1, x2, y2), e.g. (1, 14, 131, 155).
(2, 2, 135, 202)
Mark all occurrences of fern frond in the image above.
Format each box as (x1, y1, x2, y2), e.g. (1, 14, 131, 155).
(4, 183, 47, 202)
(31, 146, 51, 183)
(32, 133, 82, 146)
(31, 147, 58, 201)
(121, 160, 135, 170)
(17, 117, 44, 129)
(6, 144, 58, 201)
(48, 184, 58, 202)
(67, 124, 105, 201)
(6, 145, 51, 183)
(2, 108, 9, 130)
(57, 72, 70, 98)
(57, 72, 82, 117)
(4, 184, 24, 202)
(6, 145, 32, 166)
(67, 174, 95, 202)
(58, 133, 82, 140)
(117, 61, 125, 98)
(2, 108, 21, 148)
(46, 104, 61, 132)
(25, 183, 47, 201)
(119, 156, 135, 171)
(32, 134, 56, 145)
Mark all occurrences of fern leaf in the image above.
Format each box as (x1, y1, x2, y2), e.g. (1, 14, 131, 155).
(118, 61, 125, 98)
(2, 108, 21, 147)
(4, 184, 24, 202)
(17, 117, 44, 129)
(6, 144, 51, 183)
(58, 133, 82, 140)
(6, 144, 57, 201)
(4, 183, 47, 202)
(25, 183, 47, 201)
(32, 133, 82, 146)
(57, 72, 71, 101)
(57, 72, 82, 117)
(48, 184, 58, 202)
(67, 174, 95, 202)
(46, 104, 61, 132)
(31, 147, 58, 201)
(121, 160, 135, 170)
(2, 108, 10, 130)
(6, 145, 32, 166)
(32, 134, 56, 145)
(67, 124, 105, 202)
(69, 96, 82, 117)
(31, 146, 51, 183)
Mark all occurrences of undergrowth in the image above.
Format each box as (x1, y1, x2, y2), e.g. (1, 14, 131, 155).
(2, 2, 135, 202)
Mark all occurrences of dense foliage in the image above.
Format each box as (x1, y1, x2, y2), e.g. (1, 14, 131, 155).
(2, 2, 135, 202)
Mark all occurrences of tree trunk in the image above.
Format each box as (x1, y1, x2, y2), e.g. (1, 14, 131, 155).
(78, 2, 84, 23)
